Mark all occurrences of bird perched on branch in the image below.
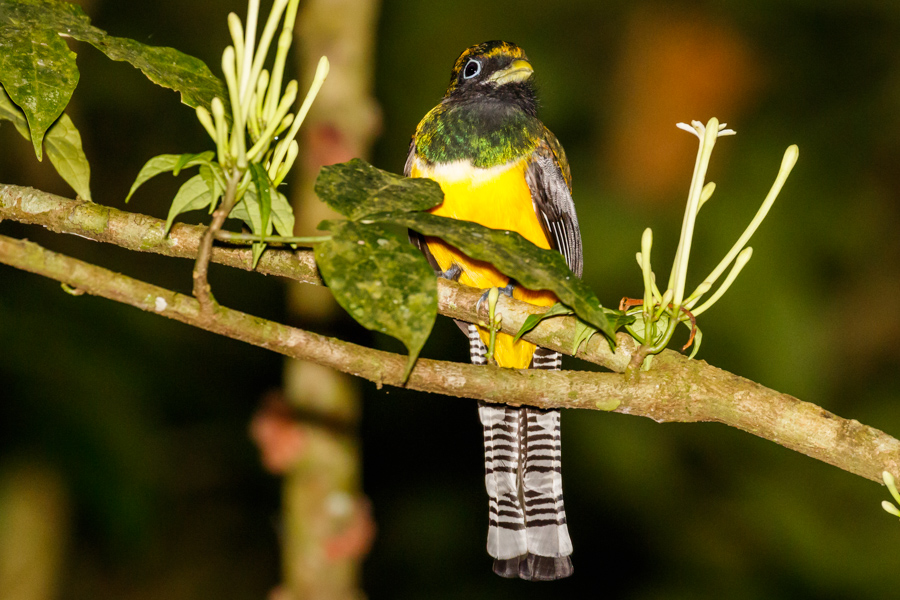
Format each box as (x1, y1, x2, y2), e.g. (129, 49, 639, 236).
(406, 40, 583, 581)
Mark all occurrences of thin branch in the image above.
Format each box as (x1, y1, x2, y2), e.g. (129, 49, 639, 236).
(0, 184, 322, 284)
(193, 171, 243, 312)
(1, 184, 899, 484)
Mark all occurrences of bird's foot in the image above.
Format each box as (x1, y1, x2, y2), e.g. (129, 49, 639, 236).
(439, 263, 462, 282)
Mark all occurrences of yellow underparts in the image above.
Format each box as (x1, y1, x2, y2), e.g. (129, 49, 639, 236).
(411, 157, 557, 369)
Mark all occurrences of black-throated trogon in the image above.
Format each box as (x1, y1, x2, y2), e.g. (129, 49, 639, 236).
(406, 40, 583, 581)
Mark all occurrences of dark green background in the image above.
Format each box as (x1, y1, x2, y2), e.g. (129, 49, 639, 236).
(2, 0, 899, 598)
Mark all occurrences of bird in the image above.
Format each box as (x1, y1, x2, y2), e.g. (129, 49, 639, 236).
(405, 40, 583, 581)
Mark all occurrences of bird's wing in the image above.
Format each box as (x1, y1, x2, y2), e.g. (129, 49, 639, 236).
(403, 136, 416, 178)
(525, 127, 583, 277)
(404, 139, 444, 274)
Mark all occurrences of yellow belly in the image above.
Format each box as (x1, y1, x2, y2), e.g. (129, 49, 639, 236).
(411, 158, 557, 369)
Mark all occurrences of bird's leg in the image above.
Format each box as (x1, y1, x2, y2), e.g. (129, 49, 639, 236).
(475, 281, 515, 314)
(439, 263, 463, 282)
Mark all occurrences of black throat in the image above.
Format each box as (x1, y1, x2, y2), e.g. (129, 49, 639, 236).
(446, 80, 538, 118)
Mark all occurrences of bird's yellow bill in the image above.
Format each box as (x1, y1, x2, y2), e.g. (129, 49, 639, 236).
(489, 59, 534, 85)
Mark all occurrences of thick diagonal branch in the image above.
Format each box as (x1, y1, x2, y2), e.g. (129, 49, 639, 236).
(0, 224, 898, 485)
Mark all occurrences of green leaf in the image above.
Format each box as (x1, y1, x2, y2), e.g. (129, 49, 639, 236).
(221, 185, 294, 268)
(126, 151, 215, 202)
(231, 181, 293, 239)
(313, 159, 619, 342)
(44, 113, 90, 199)
(1, 0, 226, 114)
(315, 220, 437, 380)
(229, 194, 251, 227)
(247, 240, 264, 269)
(0, 84, 90, 198)
(0, 0, 92, 31)
(513, 302, 573, 342)
(270, 190, 295, 238)
(229, 183, 274, 268)
(688, 327, 702, 359)
(79, 34, 226, 114)
(231, 184, 265, 235)
(314, 158, 444, 220)
(0, 83, 30, 137)
(607, 308, 637, 331)
(376, 211, 615, 340)
(0, 24, 79, 160)
(512, 302, 626, 353)
(173, 151, 214, 176)
(572, 320, 598, 354)
(165, 172, 220, 234)
(627, 313, 668, 346)
(250, 163, 272, 242)
(199, 162, 221, 213)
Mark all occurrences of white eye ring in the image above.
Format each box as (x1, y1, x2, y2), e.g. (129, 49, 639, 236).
(463, 59, 482, 79)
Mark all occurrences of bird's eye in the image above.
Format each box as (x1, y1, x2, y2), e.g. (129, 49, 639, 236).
(463, 59, 482, 79)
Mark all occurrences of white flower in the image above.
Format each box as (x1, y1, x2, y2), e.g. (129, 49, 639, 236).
(676, 120, 736, 139)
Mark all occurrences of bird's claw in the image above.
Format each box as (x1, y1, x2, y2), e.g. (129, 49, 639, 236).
(476, 282, 514, 314)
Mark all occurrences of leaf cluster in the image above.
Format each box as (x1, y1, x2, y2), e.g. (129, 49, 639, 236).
(126, 152, 294, 266)
(0, 0, 226, 200)
(126, 0, 326, 268)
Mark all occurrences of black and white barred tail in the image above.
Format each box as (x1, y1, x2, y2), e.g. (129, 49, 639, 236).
(468, 324, 574, 580)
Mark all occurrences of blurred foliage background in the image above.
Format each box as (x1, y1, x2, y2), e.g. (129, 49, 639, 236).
(2, 0, 900, 598)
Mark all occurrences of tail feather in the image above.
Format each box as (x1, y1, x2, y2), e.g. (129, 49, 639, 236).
(470, 327, 573, 581)
(522, 407, 573, 563)
(480, 403, 527, 560)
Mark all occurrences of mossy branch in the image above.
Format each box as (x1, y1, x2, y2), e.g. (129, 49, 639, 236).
(1, 183, 898, 485)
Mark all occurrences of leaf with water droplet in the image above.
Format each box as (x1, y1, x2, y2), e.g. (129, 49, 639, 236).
(0, 0, 225, 115)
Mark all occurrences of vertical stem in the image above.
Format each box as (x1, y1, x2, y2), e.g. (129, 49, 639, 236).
(280, 365, 366, 600)
(695, 144, 798, 293)
(278, 0, 382, 598)
(0, 461, 69, 600)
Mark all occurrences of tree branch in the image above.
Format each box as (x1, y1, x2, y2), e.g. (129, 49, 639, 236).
(0, 183, 323, 285)
(0, 183, 621, 369)
(1, 184, 898, 485)
(192, 169, 243, 313)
